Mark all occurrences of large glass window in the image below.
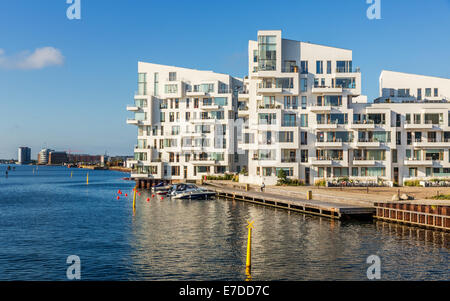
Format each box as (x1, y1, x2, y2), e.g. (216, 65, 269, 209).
(316, 61, 323, 74)
(258, 35, 277, 71)
(300, 61, 308, 74)
(361, 167, 385, 177)
(138, 73, 147, 95)
(301, 78, 307, 92)
(335, 78, 356, 89)
(258, 113, 277, 125)
(336, 61, 352, 73)
(282, 113, 296, 127)
(214, 97, 228, 107)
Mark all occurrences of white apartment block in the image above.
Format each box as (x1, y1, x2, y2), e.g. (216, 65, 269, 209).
(127, 62, 246, 182)
(127, 30, 450, 186)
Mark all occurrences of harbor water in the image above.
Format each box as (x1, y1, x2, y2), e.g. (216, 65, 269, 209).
(0, 165, 448, 280)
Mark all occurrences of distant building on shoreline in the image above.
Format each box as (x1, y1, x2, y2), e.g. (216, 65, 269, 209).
(48, 151, 68, 165)
(38, 149, 53, 165)
(18, 147, 31, 164)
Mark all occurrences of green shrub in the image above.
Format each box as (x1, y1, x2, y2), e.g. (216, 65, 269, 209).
(404, 180, 421, 187)
(315, 179, 326, 187)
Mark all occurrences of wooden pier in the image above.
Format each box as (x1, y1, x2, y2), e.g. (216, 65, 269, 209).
(374, 202, 450, 231)
(208, 185, 375, 220)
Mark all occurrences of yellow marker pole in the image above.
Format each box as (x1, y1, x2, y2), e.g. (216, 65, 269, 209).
(86, 173, 89, 185)
(246, 221, 254, 278)
(132, 187, 137, 211)
(70, 171, 73, 178)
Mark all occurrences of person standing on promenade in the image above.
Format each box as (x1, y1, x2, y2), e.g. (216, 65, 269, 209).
(261, 182, 265, 192)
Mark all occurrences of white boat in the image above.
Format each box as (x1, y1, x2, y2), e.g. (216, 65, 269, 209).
(171, 185, 215, 200)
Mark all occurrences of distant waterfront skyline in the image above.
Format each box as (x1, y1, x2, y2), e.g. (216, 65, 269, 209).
(1, 0, 449, 159)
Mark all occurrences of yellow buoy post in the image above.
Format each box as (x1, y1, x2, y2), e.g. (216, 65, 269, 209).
(246, 220, 254, 277)
(132, 187, 137, 211)
(71, 171, 73, 178)
(86, 173, 89, 185)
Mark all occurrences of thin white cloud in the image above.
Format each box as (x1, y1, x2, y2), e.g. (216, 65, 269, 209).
(0, 47, 64, 70)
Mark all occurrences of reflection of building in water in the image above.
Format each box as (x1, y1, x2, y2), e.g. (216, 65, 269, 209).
(376, 221, 449, 249)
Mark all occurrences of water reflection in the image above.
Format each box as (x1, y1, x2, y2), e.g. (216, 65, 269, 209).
(128, 196, 449, 280)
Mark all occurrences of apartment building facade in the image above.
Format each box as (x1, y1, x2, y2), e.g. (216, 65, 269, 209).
(127, 62, 246, 181)
(128, 30, 450, 186)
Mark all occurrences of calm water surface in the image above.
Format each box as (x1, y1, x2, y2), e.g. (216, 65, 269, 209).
(0, 165, 448, 280)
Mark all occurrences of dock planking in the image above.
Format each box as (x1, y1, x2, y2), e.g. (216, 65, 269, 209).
(205, 185, 375, 220)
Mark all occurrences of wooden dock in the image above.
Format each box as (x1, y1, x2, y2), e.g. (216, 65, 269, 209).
(206, 185, 375, 220)
(374, 202, 450, 231)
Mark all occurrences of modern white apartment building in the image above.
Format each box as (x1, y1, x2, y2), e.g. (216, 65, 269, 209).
(127, 62, 247, 182)
(373, 71, 450, 184)
(127, 30, 450, 186)
(239, 30, 365, 185)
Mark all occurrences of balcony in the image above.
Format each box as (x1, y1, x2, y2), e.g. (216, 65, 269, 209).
(200, 104, 220, 110)
(257, 86, 283, 94)
(238, 106, 249, 117)
(355, 139, 381, 148)
(309, 105, 332, 113)
(403, 159, 434, 166)
(311, 159, 334, 166)
(315, 141, 344, 148)
(186, 91, 207, 96)
(238, 91, 250, 99)
(190, 159, 218, 165)
(311, 86, 343, 94)
(413, 139, 450, 148)
(404, 121, 436, 129)
(316, 122, 339, 129)
(335, 67, 361, 73)
(126, 105, 139, 111)
(350, 121, 377, 129)
(352, 159, 376, 166)
(126, 119, 140, 125)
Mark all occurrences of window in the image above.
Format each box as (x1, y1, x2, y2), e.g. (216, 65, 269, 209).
(214, 97, 228, 107)
(336, 61, 352, 73)
(301, 96, 307, 109)
(361, 167, 385, 177)
(434, 88, 439, 97)
(292, 96, 298, 109)
(392, 149, 398, 163)
(138, 73, 147, 95)
(253, 50, 258, 63)
(282, 113, 296, 127)
(425, 88, 431, 97)
(300, 114, 308, 127)
(301, 150, 308, 163)
(169, 72, 177, 81)
(327, 61, 332, 74)
(258, 35, 277, 71)
(278, 131, 293, 143)
(417, 88, 422, 100)
(160, 112, 165, 122)
(300, 61, 308, 74)
(153, 72, 159, 96)
(352, 167, 358, 177)
(396, 132, 401, 145)
(300, 132, 307, 145)
(258, 113, 277, 125)
(316, 61, 323, 74)
(301, 78, 307, 92)
(165, 84, 178, 94)
(414, 114, 421, 124)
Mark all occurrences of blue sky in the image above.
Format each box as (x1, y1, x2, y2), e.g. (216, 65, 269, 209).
(0, 0, 449, 159)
